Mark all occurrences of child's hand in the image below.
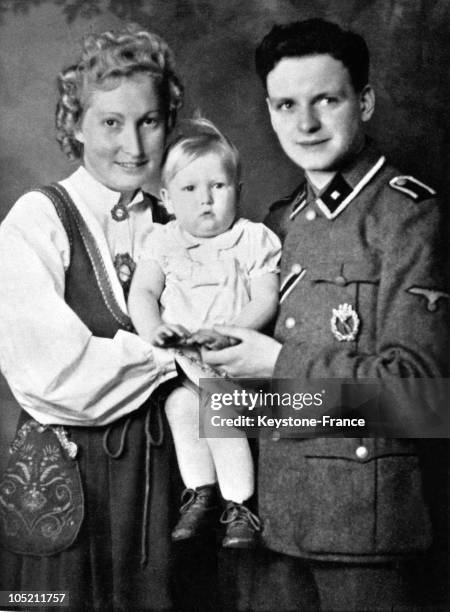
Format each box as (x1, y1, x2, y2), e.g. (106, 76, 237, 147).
(151, 323, 191, 347)
(187, 328, 241, 351)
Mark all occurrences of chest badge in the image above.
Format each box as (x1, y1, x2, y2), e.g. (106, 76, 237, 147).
(331, 303, 360, 342)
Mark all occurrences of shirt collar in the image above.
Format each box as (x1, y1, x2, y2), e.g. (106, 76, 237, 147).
(173, 217, 247, 250)
(71, 166, 144, 215)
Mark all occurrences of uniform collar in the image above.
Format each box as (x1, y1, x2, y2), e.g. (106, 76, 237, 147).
(307, 140, 386, 220)
(173, 217, 247, 250)
(71, 166, 144, 217)
(288, 183, 309, 221)
(341, 139, 384, 189)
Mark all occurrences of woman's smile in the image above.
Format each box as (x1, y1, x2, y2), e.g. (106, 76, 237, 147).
(115, 159, 149, 172)
(75, 74, 166, 200)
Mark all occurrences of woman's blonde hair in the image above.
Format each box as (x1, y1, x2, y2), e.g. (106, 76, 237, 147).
(161, 117, 241, 187)
(55, 25, 183, 159)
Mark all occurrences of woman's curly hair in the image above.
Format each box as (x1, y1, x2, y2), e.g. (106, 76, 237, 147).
(55, 25, 184, 159)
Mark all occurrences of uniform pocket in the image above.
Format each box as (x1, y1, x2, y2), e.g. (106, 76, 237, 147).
(310, 260, 380, 286)
(308, 260, 380, 349)
(292, 450, 432, 556)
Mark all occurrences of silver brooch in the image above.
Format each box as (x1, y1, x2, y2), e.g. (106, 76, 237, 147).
(331, 303, 360, 342)
(114, 253, 136, 298)
(53, 426, 78, 460)
(111, 202, 129, 222)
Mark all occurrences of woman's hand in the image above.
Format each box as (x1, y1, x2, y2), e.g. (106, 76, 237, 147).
(201, 325, 282, 377)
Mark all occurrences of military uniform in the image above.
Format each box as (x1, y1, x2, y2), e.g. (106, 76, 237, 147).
(257, 141, 449, 609)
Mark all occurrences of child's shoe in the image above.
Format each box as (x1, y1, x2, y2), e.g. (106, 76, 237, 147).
(220, 501, 262, 548)
(171, 484, 220, 541)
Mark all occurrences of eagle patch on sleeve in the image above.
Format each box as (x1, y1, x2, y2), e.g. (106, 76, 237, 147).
(389, 176, 436, 201)
(407, 286, 449, 312)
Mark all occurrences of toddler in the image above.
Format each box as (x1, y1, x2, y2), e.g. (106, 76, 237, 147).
(129, 118, 281, 548)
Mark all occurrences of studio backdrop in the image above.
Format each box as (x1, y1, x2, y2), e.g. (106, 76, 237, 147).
(0, 0, 448, 479)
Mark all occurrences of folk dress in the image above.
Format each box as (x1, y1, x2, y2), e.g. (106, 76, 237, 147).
(0, 166, 179, 611)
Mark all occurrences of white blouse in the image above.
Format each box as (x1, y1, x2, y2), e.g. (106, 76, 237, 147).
(0, 166, 176, 426)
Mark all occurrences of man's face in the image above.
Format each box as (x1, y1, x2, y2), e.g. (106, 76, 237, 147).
(266, 54, 374, 187)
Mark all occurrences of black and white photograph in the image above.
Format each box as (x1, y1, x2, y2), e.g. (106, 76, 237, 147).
(0, 1, 448, 610)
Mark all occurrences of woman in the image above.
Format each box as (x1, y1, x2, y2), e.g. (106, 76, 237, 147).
(0, 26, 183, 611)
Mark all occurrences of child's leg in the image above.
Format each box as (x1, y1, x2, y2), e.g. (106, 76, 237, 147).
(207, 434, 261, 548)
(206, 434, 254, 503)
(165, 386, 216, 488)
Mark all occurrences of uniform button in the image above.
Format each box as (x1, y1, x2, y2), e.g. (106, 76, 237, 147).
(355, 445, 368, 459)
(334, 275, 347, 286)
(305, 209, 317, 221)
(272, 430, 281, 442)
(285, 317, 296, 329)
(291, 263, 302, 274)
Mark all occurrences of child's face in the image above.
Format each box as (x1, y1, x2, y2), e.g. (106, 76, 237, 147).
(161, 152, 238, 238)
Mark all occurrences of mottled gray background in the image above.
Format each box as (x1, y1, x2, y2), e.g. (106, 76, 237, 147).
(0, 0, 449, 461)
(0, 2, 449, 601)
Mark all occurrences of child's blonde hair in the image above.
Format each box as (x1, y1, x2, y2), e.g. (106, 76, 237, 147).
(161, 117, 241, 186)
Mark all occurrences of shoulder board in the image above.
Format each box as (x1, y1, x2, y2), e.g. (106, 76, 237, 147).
(389, 176, 436, 202)
(269, 182, 306, 212)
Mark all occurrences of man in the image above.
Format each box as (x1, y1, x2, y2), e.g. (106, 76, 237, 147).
(204, 19, 449, 610)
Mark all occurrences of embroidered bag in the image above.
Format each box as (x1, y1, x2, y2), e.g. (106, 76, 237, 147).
(0, 419, 84, 556)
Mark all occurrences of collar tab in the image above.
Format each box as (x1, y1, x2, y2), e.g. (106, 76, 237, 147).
(318, 175, 352, 215)
(316, 155, 386, 220)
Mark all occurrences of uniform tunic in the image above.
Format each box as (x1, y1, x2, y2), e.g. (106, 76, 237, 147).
(255, 141, 449, 609)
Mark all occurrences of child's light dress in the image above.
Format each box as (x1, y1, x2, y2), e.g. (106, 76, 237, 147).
(141, 217, 282, 383)
(142, 217, 281, 331)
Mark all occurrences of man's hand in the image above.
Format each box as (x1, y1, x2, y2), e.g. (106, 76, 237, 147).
(188, 328, 241, 350)
(201, 325, 282, 377)
(150, 323, 190, 347)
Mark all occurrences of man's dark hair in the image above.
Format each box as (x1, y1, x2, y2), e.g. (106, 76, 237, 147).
(255, 18, 369, 92)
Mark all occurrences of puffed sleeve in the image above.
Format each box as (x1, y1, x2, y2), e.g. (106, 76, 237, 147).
(0, 192, 176, 427)
(245, 222, 282, 278)
(138, 222, 168, 264)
